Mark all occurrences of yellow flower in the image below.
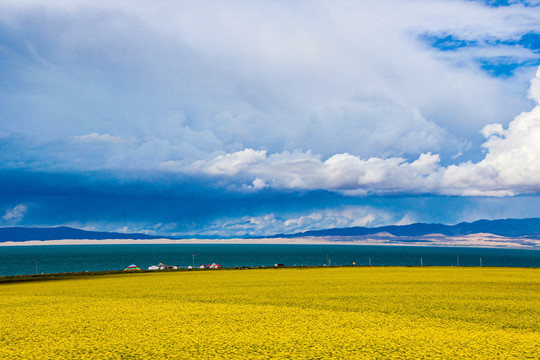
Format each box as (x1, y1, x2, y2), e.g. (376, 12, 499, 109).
(1, 267, 539, 359)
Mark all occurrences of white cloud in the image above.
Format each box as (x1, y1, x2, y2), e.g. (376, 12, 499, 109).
(181, 67, 540, 197)
(250, 178, 267, 190)
(197, 207, 393, 236)
(1, 0, 539, 171)
(71, 133, 126, 144)
(2, 204, 28, 223)
(448, 106, 540, 194)
(480, 123, 505, 138)
(350, 214, 376, 227)
(185, 149, 442, 193)
(190, 149, 267, 176)
(441, 68, 540, 195)
(529, 67, 540, 103)
(395, 214, 417, 226)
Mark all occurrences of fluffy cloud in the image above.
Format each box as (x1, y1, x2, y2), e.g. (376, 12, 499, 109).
(183, 148, 441, 194)
(2, 204, 28, 223)
(183, 67, 540, 196)
(190, 149, 267, 176)
(442, 67, 540, 195)
(529, 66, 540, 103)
(198, 207, 399, 237)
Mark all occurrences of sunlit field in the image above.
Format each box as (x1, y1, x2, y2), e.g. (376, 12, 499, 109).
(1, 267, 539, 359)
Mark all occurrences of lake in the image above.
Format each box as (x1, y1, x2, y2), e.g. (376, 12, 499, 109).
(1, 244, 539, 276)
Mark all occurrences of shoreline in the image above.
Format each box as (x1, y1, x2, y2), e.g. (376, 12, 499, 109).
(2, 264, 538, 285)
(0, 237, 346, 246)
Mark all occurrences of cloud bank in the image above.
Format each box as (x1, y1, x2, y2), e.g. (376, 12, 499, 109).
(0, 0, 539, 169)
(199, 207, 395, 237)
(1, 1, 540, 235)
(174, 68, 540, 197)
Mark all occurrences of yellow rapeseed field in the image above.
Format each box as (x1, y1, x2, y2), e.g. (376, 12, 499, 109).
(1, 267, 539, 359)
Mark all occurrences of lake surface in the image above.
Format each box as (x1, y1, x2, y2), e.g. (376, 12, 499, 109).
(0, 244, 539, 276)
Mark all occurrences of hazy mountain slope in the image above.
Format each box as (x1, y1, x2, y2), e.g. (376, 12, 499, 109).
(277, 218, 540, 238)
(0, 227, 166, 242)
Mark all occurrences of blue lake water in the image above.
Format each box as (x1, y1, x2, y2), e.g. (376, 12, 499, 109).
(1, 244, 539, 276)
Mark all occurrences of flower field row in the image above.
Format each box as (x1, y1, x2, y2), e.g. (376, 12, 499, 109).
(1, 267, 539, 359)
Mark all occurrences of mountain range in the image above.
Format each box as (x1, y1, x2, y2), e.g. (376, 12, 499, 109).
(1, 218, 540, 242)
(275, 218, 540, 239)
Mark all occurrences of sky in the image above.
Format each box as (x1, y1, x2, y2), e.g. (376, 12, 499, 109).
(1, 0, 540, 237)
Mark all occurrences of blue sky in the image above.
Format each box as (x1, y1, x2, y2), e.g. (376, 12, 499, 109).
(1, 0, 540, 236)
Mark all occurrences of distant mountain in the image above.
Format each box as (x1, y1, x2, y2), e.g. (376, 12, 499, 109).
(3, 218, 540, 243)
(0, 226, 167, 242)
(273, 218, 540, 238)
